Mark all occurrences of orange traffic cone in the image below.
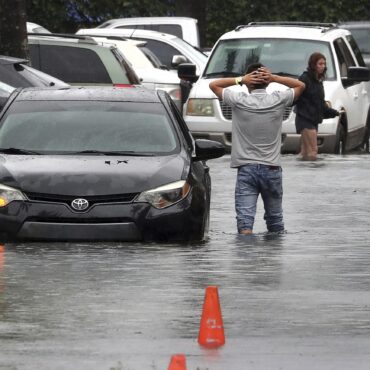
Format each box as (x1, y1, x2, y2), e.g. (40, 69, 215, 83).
(198, 286, 225, 348)
(168, 353, 186, 370)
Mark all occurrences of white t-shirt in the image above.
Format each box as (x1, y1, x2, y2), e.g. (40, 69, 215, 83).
(223, 88, 294, 167)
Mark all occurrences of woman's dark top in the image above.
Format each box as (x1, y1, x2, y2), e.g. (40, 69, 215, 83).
(295, 70, 338, 133)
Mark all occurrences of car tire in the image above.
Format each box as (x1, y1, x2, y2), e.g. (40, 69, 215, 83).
(334, 123, 346, 155)
(361, 126, 370, 153)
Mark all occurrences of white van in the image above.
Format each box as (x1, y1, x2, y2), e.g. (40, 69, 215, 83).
(179, 22, 370, 154)
(76, 28, 207, 75)
(96, 16, 200, 48)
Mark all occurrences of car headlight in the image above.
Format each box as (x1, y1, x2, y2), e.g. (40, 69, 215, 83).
(186, 98, 214, 116)
(0, 184, 26, 207)
(135, 180, 190, 209)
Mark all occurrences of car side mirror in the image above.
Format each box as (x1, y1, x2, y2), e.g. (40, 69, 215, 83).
(178, 63, 198, 83)
(342, 66, 370, 87)
(171, 55, 187, 68)
(193, 139, 226, 161)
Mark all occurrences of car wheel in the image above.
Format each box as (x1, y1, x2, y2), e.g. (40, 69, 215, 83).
(361, 126, 370, 153)
(334, 123, 346, 154)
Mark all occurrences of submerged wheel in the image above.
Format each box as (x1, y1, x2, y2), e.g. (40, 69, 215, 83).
(334, 124, 346, 154)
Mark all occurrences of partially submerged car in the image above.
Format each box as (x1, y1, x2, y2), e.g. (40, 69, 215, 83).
(0, 86, 225, 242)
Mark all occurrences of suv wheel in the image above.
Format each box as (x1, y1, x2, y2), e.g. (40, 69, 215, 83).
(334, 123, 346, 155)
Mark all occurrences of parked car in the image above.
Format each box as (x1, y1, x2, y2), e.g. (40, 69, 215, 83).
(96, 16, 201, 49)
(179, 22, 370, 154)
(28, 33, 140, 86)
(338, 21, 370, 68)
(0, 81, 15, 109)
(26, 21, 51, 33)
(87, 35, 182, 110)
(0, 86, 225, 242)
(76, 28, 207, 74)
(0, 55, 69, 89)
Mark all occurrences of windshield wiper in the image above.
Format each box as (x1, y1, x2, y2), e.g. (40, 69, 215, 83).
(204, 71, 241, 78)
(0, 147, 41, 155)
(73, 150, 155, 156)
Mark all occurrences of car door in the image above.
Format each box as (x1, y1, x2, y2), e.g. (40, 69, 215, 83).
(333, 38, 365, 135)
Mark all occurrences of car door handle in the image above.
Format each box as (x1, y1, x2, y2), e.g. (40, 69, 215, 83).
(353, 93, 359, 100)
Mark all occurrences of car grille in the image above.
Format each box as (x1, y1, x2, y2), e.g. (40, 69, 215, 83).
(24, 192, 139, 206)
(219, 101, 293, 121)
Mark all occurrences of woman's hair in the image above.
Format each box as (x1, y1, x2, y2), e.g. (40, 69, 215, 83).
(307, 52, 327, 79)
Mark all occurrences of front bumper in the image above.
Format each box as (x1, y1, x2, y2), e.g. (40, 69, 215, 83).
(0, 192, 206, 242)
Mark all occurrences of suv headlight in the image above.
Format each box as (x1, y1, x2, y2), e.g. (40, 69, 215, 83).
(0, 184, 26, 207)
(186, 99, 214, 116)
(135, 180, 190, 209)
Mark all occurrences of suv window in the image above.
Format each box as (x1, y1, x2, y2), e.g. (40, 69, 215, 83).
(345, 35, 366, 67)
(29, 44, 112, 84)
(117, 24, 183, 39)
(132, 38, 188, 69)
(333, 38, 355, 77)
(205, 38, 335, 79)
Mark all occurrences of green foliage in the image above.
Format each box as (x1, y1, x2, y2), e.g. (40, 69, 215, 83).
(24, 0, 370, 47)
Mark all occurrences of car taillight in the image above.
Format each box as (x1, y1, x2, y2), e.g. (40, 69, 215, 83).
(114, 84, 135, 88)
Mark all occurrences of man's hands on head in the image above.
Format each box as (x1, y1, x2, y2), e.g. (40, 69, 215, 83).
(242, 67, 272, 87)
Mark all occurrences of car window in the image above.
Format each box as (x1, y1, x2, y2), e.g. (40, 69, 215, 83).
(346, 35, 366, 67)
(29, 44, 113, 84)
(132, 38, 188, 69)
(117, 24, 183, 39)
(346, 28, 370, 54)
(0, 101, 178, 154)
(0, 64, 34, 87)
(205, 38, 336, 80)
(333, 38, 356, 77)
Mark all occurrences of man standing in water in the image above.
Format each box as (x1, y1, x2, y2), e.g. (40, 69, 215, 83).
(209, 64, 305, 235)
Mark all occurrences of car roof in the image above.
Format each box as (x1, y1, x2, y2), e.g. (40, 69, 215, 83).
(338, 21, 370, 28)
(0, 55, 29, 66)
(76, 27, 179, 41)
(219, 22, 351, 42)
(13, 86, 162, 103)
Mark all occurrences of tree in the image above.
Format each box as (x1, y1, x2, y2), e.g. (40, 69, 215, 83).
(0, 0, 28, 58)
(175, 0, 207, 47)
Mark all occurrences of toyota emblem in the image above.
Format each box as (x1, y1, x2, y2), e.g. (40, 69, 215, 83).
(71, 198, 89, 211)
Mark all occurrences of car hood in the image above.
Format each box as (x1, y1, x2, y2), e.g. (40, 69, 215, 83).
(136, 68, 180, 85)
(191, 78, 289, 99)
(0, 154, 188, 196)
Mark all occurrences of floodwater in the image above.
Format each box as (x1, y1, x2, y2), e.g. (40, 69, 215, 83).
(1, 153, 370, 369)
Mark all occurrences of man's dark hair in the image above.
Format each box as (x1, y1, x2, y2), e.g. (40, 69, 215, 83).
(246, 62, 264, 74)
(245, 62, 268, 89)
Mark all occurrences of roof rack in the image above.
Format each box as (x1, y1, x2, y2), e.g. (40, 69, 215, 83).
(235, 22, 337, 33)
(27, 32, 98, 44)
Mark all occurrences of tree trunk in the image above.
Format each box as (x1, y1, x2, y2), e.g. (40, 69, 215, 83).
(175, 0, 207, 48)
(0, 0, 29, 59)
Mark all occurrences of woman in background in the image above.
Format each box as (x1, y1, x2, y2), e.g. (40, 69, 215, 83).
(295, 52, 339, 161)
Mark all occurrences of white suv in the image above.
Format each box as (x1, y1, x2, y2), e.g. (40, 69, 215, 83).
(179, 22, 370, 153)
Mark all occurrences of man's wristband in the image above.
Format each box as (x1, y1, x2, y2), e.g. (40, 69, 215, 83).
(235, 76, 243, 86)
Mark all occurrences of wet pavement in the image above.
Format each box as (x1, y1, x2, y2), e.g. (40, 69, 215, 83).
(1, 153, 370, 369)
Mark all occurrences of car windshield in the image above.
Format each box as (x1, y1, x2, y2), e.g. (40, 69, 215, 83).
(171, 36, 208, 65)
(347, 28, 370, 53)
(0, 101, 178, 155)
(204, 38, 335, 80)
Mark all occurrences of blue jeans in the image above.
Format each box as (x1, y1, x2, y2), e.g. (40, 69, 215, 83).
(235, 164, 284, 233)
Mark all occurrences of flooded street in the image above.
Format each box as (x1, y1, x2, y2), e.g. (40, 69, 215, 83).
(1, 153, 370, 369)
